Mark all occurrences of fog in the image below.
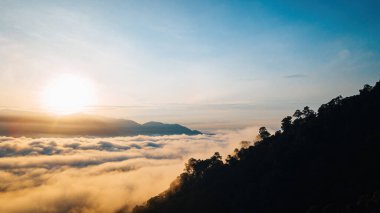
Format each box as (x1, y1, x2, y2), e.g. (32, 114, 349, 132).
(0, 127, 259, 213)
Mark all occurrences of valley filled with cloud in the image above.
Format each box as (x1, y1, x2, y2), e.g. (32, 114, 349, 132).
(0, 127, 258, 213)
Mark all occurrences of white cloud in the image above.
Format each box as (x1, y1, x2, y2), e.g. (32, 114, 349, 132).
(0, 127, 259, 213)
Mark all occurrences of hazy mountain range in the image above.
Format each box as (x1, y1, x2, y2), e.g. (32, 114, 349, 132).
(0, 110, 202, 137)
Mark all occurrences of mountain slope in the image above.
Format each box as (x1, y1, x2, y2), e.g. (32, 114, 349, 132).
(130, 81, 380, 213)
(0, 112, 201, 137)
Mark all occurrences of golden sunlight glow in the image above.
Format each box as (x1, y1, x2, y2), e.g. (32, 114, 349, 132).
(41, 74, 96, 115)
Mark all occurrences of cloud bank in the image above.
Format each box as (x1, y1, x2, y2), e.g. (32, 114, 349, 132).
(0, 127, 259, 213)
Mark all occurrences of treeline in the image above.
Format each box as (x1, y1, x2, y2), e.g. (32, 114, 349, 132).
(127, 81, 380, 213)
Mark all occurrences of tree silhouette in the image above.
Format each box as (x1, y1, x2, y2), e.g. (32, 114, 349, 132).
(293, 109, 303, 119)
(131, 81, 380, 213)
(281, 116, 292, 132)
(359, 84, 373, 94)
(258, 126, 271, 139)
(302, 106, 316, 119)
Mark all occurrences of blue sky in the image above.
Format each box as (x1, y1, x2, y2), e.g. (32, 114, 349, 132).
(0, 0, 379, 130)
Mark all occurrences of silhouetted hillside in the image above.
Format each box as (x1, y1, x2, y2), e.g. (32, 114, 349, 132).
(0, 111, 201, 137)
(129, 81, 380, 213)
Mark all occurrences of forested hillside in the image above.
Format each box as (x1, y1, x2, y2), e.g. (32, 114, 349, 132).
(129, 81, 380, 213)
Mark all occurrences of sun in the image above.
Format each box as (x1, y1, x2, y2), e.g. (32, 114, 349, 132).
(41, 74, 96, 115)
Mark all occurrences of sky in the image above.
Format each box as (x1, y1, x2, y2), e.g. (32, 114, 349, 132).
(0, 0, 379, 130)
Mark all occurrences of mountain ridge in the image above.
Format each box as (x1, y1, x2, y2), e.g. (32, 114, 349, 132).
(0, 111, 202, 137)
(129, 81, 380, 213)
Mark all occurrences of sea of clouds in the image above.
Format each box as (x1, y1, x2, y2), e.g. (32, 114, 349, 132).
(0, 127, 259, 213)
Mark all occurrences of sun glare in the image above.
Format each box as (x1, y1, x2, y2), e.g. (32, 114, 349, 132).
(41, 74, 96, 115)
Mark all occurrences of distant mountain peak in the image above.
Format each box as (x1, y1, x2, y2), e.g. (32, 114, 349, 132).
(142, 121, 165, 126)
(0, 111, 202, 137)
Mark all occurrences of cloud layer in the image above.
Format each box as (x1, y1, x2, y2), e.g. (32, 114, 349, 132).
(0, 127, 258, 213)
